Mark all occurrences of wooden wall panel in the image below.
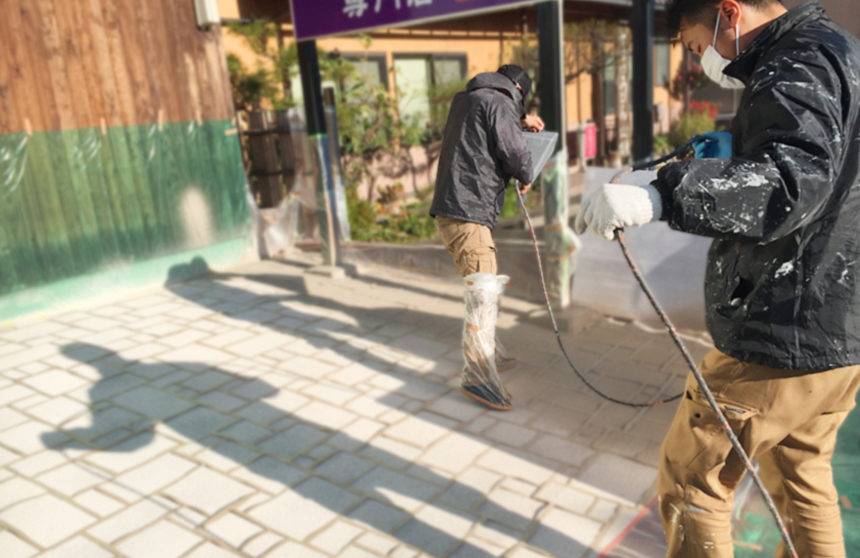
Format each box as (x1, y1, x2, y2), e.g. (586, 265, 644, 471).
(40, 0, 81, 131)
(0, 0, 236, 135)
(0, 11, 19, 134)
(83, 0, 123, 128)
(56, 0, 100, 129)
(16, 2, 60, 132)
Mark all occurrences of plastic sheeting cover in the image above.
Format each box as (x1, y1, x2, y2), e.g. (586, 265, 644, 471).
(0, 120, 250, 297)
(461, 272, 512, 407)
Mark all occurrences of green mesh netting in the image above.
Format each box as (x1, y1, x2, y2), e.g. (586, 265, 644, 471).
(0, 120, 250, 298)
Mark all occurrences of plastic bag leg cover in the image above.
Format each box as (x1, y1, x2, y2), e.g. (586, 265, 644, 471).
(492, 291, 517, 372)
(461, 273, 512, 409)
(495, 335, 517, 372)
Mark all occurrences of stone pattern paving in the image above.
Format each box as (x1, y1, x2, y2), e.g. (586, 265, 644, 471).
(0, 256, 712, 557)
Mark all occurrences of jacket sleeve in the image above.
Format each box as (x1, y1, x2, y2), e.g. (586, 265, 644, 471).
(653, 53, 844, 243)
(487, 100, 533, 184)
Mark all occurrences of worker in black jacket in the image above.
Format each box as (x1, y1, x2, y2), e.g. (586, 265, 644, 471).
(430, 65, 544, 411)
(575, 1, 860, 556)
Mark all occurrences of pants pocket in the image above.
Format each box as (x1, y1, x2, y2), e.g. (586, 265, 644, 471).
(463, 248, 497, 275)
(667, 392, 758, 487)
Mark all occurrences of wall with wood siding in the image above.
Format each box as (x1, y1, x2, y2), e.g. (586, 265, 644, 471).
(0, 0, 235, 133)
(0, 1, 252, 319)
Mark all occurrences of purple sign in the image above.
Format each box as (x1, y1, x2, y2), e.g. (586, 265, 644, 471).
(291, 0, 546, 41)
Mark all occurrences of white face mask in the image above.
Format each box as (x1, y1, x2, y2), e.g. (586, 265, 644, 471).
(701, 12, 745, 89)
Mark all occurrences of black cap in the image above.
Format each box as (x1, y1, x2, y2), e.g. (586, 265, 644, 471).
(497, 64, 532, 106)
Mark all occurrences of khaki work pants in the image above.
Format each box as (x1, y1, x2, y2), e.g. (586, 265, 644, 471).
(658, 349, 860, 558)
(437, 217, 516, 390)
(436, 216, 497, 276)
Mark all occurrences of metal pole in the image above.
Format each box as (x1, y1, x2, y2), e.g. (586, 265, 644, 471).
(298, 39, 341, 267)
(538, 0, 565, 156)
(632, 0, 655, 163)
(538, 0, 572, 308)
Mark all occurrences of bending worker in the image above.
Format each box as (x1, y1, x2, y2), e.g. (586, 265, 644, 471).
(430, 64, 544, 411)
(575, 0, 860, 556)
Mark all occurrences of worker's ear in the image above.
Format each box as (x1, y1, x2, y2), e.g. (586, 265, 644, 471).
(720, 0, 741, 27)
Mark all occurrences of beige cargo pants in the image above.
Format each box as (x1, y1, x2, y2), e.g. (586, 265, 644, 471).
(658, 349, 860, 557)
(436, 217, 516, 391)
(436, 216, 497, 276)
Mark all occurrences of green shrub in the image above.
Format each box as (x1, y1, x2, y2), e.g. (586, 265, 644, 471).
(427, 79, 468, 141)
(226, 54, 279, 111)
(499, 185, 520, 220)
(345, 185, 437, 243)
(346, 185, 379, 241)
(499, 179, 541, 221)
(653, 134, 672, 157)
(668, 110, 715, 150)
(392, 211, 437, 240)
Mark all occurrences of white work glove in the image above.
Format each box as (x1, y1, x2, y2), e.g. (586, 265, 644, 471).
(573, 183, 663, 240)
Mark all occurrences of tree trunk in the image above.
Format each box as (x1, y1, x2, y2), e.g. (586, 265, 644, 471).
(277, 27, 293, 104)
(365, 154, 376, 203)
(591, 33, 607, 165)
(592, 69, 606, 165)
(682, 50, 691, 116)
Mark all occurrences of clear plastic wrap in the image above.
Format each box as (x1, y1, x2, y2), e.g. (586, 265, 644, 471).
(0, 120, 251, 299)
(258, 195, 302, 258)
(459, 272, 513, 410)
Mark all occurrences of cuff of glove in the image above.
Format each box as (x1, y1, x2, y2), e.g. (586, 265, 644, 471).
(636, 183, 664, 222)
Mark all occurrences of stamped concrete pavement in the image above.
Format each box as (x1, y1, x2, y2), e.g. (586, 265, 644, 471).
(0, 254, 712, 557)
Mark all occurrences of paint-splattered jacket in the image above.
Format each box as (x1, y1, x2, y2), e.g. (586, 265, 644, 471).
(430, 72, 532, 230)
(653, 1, 860, 370)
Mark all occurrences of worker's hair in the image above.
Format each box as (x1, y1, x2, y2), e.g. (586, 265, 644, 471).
(667, 0, 782, 35)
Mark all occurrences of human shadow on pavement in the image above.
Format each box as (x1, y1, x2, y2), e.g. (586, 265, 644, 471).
(42, 343, 589, 557)
(163, 258, 596, 481)
(164, 260, 578, 454)
(165, 259, 469, 407)
(164, 257, 666, 492)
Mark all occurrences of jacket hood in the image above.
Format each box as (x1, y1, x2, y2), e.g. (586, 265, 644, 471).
(725, 1, 825, 83)
(467, 72, 522, 110)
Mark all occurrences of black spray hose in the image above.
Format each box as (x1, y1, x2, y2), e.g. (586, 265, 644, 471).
(516, 141, 799, 557)
(515, 190, 679, 408)
(630, 137, 698, 172)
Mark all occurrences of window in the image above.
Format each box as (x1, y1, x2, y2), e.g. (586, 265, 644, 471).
(655, 38, 670, 87)
(342, 53, 387, 91)
(291, 52, 386, 108)
(603, 57, 616, 115)
(394, 57, 432, 124)
(393, 54, 466, 127)
(431, 57, 465, 86)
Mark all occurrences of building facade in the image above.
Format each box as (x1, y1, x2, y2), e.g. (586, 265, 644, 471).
(219, 0, 687, 161)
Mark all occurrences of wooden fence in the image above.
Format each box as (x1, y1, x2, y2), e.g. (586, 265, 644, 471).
(238, 109, 300, 208)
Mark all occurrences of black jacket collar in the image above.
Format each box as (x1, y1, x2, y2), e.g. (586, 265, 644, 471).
(724, 1, 826, 83)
